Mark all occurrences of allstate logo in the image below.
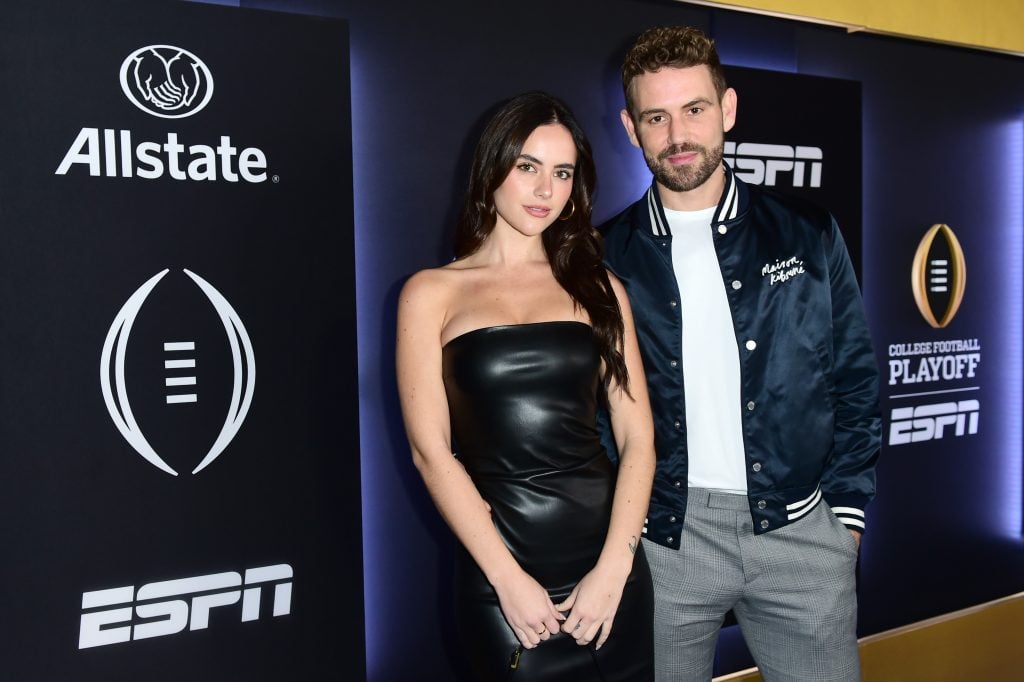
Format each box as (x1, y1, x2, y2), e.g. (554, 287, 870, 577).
(119, 45, 213, 119)
(100, 270, 255, 476)
(911, 224, 967, 328)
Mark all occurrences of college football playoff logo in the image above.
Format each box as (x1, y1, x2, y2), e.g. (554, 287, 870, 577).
(100, 269, 255, 475)
(911, 224, 966, 328)
(119, 45, 214, 119)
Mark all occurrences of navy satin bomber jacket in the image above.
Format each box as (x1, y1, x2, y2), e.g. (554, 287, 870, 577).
(599, 164, 881, 549)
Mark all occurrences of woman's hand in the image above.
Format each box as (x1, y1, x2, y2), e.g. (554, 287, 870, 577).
(493, 570, 565, 649)
(555, 564, 627, 649)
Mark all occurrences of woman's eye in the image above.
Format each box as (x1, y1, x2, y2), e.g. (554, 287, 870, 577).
(555, 170, 573, 180)
(517, 162, 535, 172)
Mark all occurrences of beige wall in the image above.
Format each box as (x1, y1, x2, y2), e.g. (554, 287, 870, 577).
(683, 0, 1024, 55)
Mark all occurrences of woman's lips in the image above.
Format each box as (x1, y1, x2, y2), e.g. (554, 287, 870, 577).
(524, 205, 551, 217)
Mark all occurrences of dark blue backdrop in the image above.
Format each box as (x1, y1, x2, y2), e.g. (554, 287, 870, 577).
(191, 1, 1024, 679)
(1, 0, 361, 679)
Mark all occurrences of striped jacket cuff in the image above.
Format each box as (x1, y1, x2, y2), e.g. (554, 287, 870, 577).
(830, 506, 865, 531)
(823, 491, 869, 532)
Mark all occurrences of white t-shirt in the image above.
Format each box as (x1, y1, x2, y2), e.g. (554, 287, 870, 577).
(665, 205, 747, 493)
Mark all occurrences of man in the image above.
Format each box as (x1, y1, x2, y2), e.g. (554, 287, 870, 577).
(599, 25, 881, 682)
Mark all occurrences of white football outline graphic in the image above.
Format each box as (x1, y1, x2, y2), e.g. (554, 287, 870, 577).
(100, 269, 256, 475)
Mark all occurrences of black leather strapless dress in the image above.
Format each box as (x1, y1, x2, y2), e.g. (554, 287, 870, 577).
(442, 321, 653, 681)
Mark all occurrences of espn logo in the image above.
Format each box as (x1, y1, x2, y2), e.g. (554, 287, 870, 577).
(79, 564, 291, 649)
(888, 400, 979, 446)
(724, 142, 823, 188)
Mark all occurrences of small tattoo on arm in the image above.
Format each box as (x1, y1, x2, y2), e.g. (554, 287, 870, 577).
(628, 536, 638, 555)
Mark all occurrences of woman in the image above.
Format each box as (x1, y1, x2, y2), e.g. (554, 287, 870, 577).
(396, 91, 655, 681)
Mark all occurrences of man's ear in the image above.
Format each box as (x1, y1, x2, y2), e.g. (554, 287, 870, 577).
(620, 109, 641, 149)
(721, 87, 737, 134)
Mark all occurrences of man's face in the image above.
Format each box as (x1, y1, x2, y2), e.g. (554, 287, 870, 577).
(621, 65, 736, 195)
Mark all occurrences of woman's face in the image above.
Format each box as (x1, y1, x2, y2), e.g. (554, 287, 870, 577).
(492, 123, 577, 238)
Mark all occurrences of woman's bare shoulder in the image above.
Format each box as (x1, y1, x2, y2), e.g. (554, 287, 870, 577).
(398, 264, 472, 316)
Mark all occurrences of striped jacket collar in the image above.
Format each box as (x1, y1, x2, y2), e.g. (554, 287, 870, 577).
(643, 162, 747, 237)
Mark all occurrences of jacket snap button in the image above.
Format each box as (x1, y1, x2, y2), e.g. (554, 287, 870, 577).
(752, 462, 762, 472)
(760, 520, 769, 529)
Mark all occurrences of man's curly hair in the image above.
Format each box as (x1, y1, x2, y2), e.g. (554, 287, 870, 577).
(621, 26, 728, 118)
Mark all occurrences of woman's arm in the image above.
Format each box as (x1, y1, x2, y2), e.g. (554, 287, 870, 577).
(557, 272, 656, 649)
(396, 270, 563, 648)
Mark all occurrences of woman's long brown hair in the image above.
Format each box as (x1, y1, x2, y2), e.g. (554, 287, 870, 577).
(453, 91, 628, 393)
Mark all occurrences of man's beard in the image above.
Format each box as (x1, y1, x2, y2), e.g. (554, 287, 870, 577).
(645, 142, 723, 193)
